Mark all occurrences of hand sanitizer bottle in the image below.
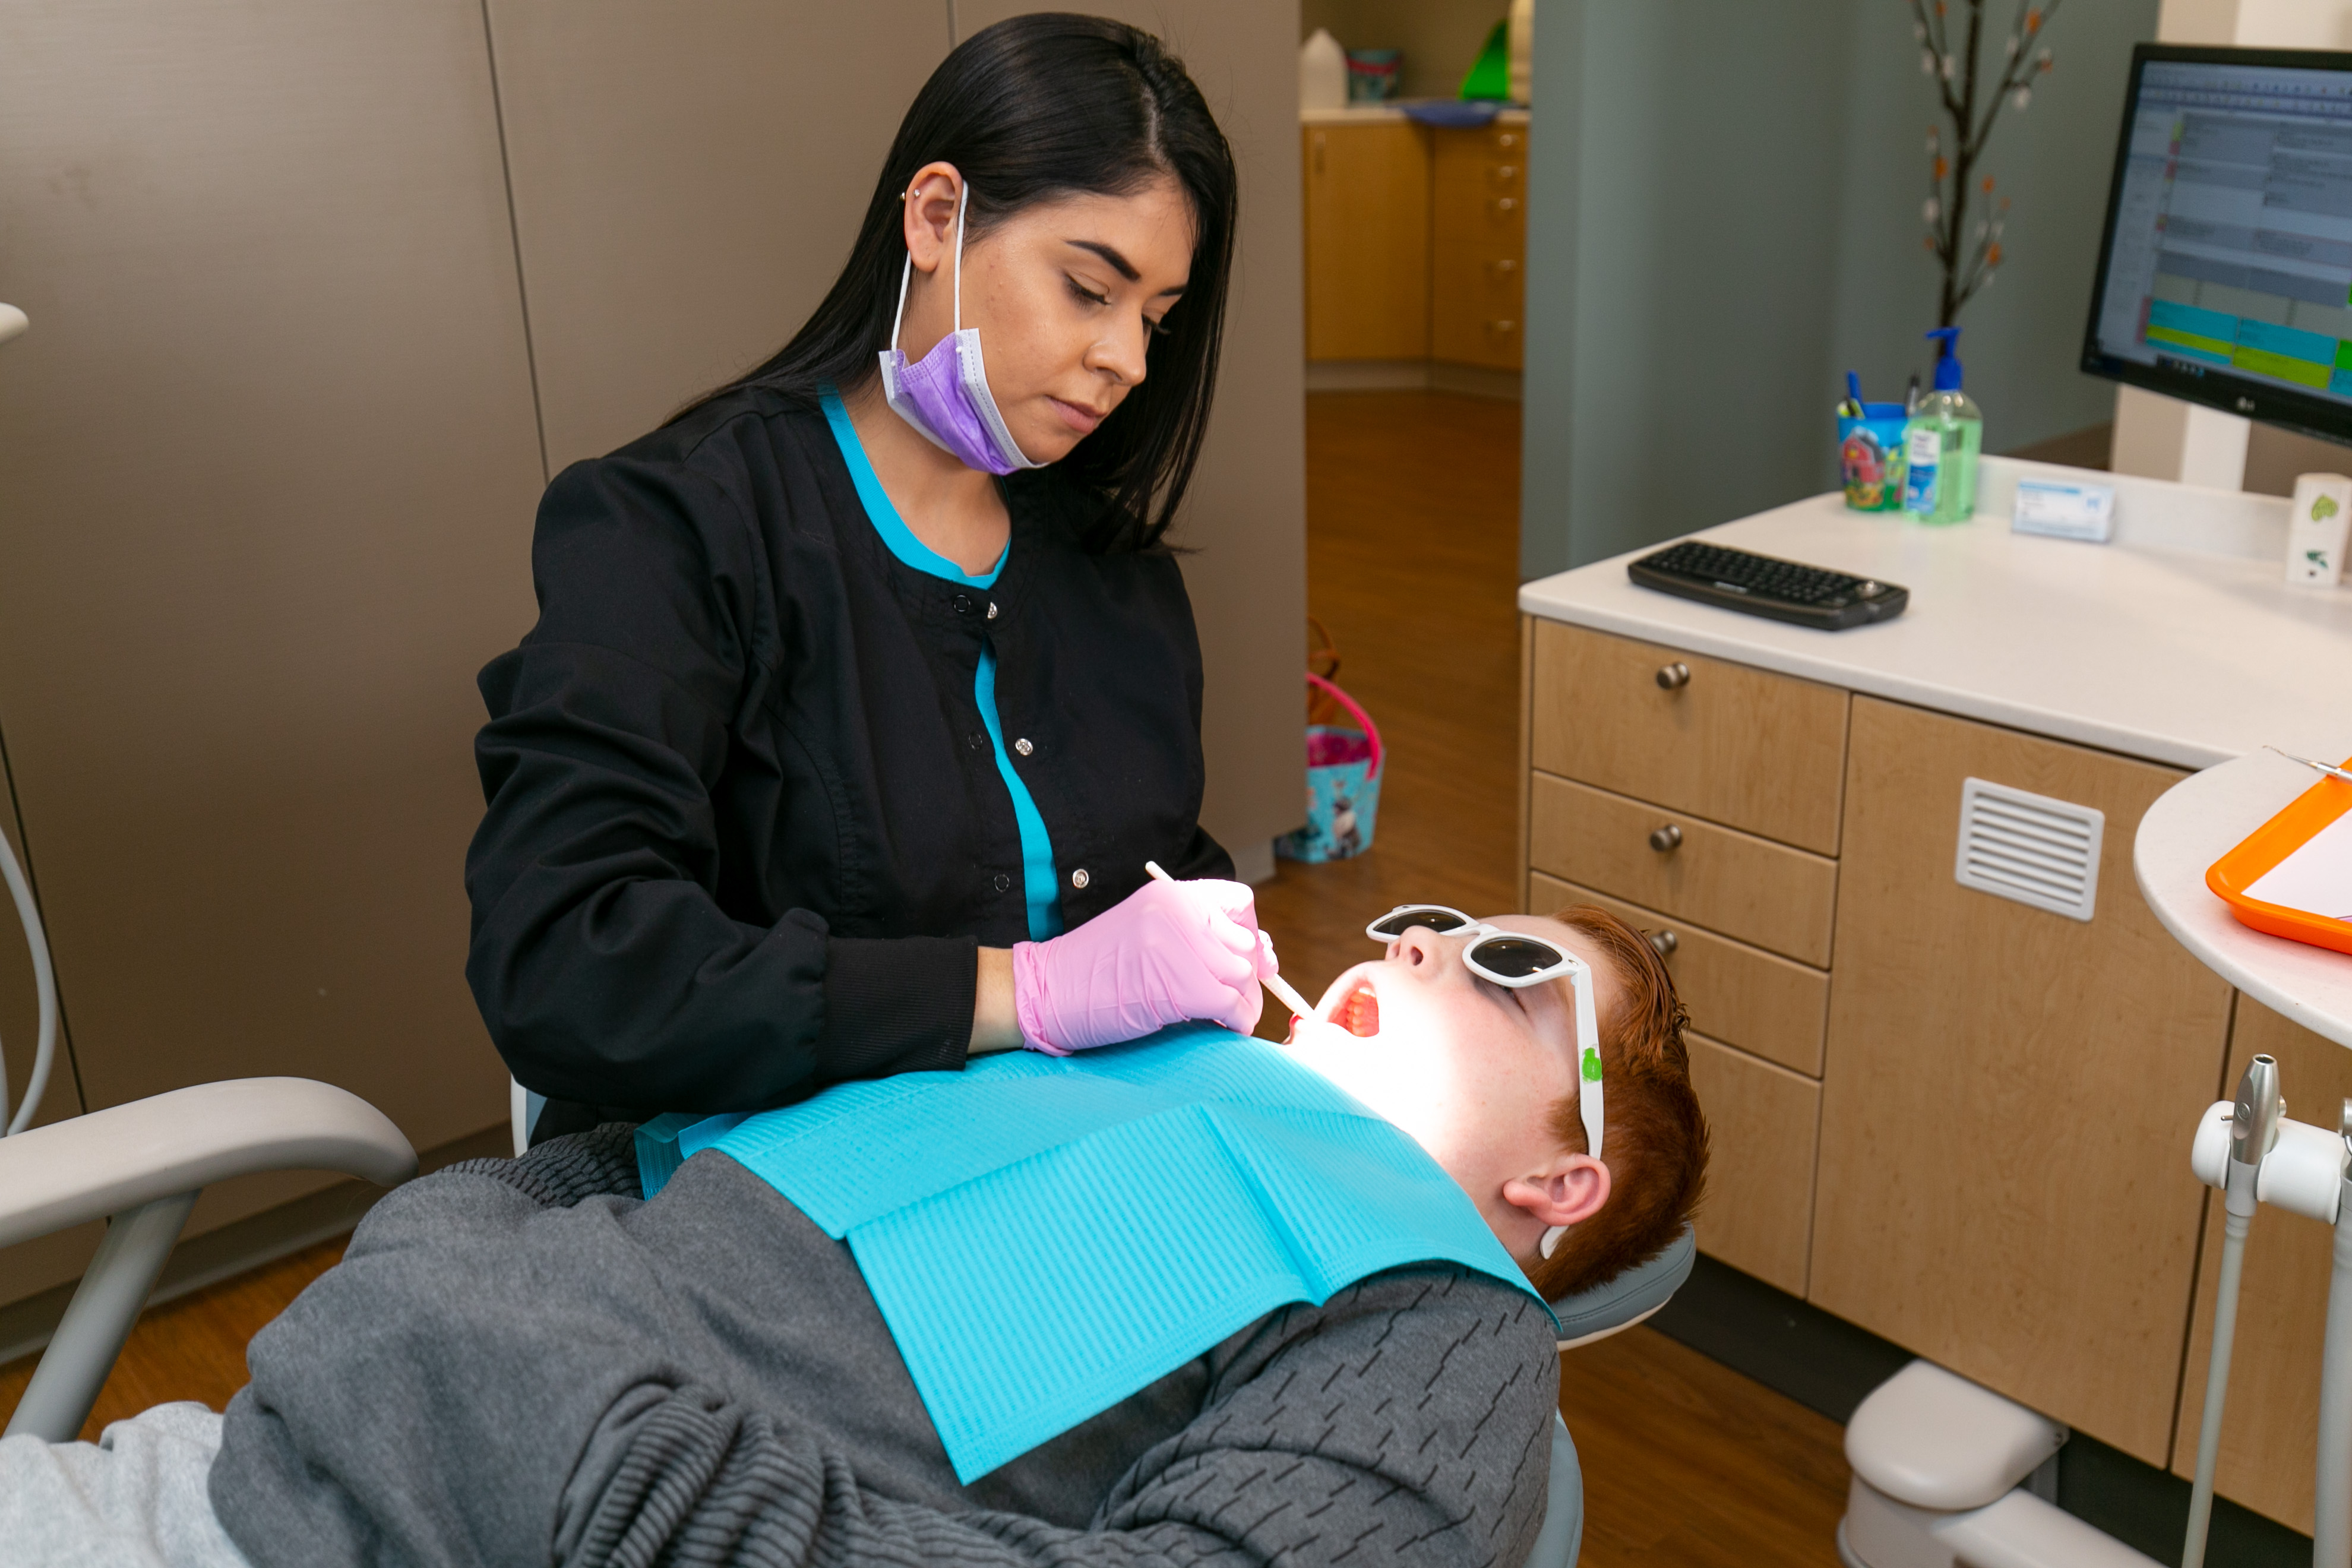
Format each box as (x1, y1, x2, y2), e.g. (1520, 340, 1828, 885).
(1902, 326, 1983, 524)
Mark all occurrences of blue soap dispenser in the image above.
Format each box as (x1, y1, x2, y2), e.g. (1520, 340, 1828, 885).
(1902, 327, 1983, 524)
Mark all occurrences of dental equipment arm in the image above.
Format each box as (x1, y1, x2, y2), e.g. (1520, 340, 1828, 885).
(0, 301, 52, 1140)
(2321, 1100, 2352, 1568)
(2183, 1054, 2282, 1568)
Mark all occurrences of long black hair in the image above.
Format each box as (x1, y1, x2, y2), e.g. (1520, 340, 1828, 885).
(677, 14, 1237, 554)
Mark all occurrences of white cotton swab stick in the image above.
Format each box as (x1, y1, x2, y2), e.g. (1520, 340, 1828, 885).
(1145, 860, 1317, 1020)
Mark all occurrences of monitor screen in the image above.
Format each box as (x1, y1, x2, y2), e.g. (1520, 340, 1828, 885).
(2083, 45, 2352, 444)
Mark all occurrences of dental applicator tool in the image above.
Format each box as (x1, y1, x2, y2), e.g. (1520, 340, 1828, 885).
(1144, 861, 1316, 1022)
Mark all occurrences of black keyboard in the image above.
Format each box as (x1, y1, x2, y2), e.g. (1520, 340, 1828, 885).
(1626, 540, 1908, 631)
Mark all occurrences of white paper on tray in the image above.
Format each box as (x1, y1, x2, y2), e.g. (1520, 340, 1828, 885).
(2244, 808, 2352, 924)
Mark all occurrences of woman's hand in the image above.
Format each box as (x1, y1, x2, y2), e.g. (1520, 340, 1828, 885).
(1007, 877, 1278, 1055)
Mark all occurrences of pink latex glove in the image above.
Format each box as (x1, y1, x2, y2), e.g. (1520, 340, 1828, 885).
(1013, 877, 1280, 1054)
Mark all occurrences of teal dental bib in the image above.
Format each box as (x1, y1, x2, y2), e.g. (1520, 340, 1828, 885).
(636, 1023, 1552, 1481)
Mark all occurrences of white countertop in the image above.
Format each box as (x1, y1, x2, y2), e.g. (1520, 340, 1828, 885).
(2135, 750, 2352, 1048)
(1518, 457, 2352, 770)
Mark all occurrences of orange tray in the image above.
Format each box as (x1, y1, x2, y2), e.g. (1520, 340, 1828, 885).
(2208, 757, 2352, 957)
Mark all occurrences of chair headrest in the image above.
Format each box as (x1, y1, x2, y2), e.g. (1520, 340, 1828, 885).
(1547, 1225, 1696, 1349)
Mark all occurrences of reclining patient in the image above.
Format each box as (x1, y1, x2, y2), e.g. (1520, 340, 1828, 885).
(6, 905, 1706, 1568)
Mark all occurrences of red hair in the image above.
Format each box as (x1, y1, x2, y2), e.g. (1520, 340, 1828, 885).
(1525, 906, 1709, 1300)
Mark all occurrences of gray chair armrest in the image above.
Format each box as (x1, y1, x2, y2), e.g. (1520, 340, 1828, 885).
(0, 1077, 415, 1250)
(0, 1078, 415, 1441)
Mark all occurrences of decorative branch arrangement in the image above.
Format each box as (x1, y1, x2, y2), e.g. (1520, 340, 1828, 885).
(1910, 0, 2062, 326)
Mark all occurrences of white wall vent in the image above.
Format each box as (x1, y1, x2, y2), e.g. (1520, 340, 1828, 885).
(1953, 778, 2104, 922)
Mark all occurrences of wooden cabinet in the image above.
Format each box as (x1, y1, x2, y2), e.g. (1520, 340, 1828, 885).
(1523, 616, 1840, 1296)
(2172, 998, 2349, 1532)
(1431, 124, 1527, 370)
(1810, 698, 2225, 1465)
(1298, 116, 1528, 371)
(1522, 619, 2249, 1482)
(1301, 121, 1429, 361)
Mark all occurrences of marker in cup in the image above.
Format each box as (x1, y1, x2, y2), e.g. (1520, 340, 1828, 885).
(1143, 860, 1316, 1021)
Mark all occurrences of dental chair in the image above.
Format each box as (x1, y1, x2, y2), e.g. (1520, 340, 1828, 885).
(1, 1068, 1688, 1567)
(519, 1077, 1691, 1567)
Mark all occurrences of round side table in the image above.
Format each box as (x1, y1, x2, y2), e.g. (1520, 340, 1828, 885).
(2135, 748, 2351, 1051)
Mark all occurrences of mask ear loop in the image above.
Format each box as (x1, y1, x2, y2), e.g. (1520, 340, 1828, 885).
(890, 177, 970, 353)
(889, 250, 913, 355)
(951, 180, 968, 334)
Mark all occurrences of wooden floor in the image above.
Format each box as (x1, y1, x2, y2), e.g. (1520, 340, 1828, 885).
(1, 391, 1851, 1565)
(0, 1237, 346, 1443)
(1251, 391, 1527, 1011)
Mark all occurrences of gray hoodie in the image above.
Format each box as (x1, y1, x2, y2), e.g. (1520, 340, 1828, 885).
(210, 1124, 1559, 1568)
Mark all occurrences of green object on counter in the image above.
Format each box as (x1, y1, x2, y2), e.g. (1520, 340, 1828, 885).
(1902, 326, 1982, 524)
(1461, 20, 1510, 100)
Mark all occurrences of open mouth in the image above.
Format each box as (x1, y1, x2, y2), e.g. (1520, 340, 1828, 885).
(1335, 979, 1380, 1038)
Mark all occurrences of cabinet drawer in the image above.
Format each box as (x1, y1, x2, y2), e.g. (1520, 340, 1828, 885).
(1529, 621, 1849, 853)
(1686, 1032, 1819, 1297)
(1528, 773, 1837, 966)
(1531, 873, 1828, 1076)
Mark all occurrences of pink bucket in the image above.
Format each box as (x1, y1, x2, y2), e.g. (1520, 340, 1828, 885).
(1276, 673, 1383, 862)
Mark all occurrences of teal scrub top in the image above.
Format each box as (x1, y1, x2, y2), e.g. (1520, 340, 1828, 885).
(821, 391, 1064, 941)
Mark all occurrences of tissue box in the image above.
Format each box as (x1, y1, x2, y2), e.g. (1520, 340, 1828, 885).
(2287, 472, 2351, 587)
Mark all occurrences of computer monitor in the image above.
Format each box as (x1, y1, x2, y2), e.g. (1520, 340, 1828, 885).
(2083, 43, 2352, 445)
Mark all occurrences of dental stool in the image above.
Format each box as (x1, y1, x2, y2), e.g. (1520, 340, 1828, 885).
(1529, 1225, 1699, 1568)
(1839, 1360, 2161, 1568)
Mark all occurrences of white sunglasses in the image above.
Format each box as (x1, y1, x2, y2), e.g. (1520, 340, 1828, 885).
(1364, 905, 1604, 1166)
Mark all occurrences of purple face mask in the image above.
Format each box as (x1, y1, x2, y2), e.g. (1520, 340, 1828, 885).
(877, 184, 1047, 476)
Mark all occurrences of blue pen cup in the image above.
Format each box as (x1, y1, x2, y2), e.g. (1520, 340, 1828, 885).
(1838, 402, 1910, 512)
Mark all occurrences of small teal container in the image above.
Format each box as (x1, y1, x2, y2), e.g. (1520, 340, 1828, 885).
(1345, 49, 1401, 102)
(1838, 401, 1909, 512)
(1276, 673, 1384, 863)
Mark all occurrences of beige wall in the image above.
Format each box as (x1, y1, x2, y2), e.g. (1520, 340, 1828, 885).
(486, 1, 953, 472)
(0, 1, 546, 1303)
(0, 1, 1303, 1308)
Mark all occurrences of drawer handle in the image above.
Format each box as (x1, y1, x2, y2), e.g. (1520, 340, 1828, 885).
(1648, 930, 1678, 957)
(1655, 661, 1690, 691)
(1649, 823, 1683, 852)
(1498, 132, 1520, 149)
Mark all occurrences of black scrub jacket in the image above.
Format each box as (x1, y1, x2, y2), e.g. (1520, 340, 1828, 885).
(465, 387, 1232, 1124)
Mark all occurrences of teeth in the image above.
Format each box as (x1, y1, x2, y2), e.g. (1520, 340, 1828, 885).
(1341, 985, 1380, 1038)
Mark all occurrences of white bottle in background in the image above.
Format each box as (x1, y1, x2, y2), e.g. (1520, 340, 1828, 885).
(1301, 29, 1348, 112)
(1508, 0, 1534, 105)
(2287, 471, 2351, 587)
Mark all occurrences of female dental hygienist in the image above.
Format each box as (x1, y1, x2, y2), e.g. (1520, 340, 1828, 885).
(466, 15, 1277, 1140)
